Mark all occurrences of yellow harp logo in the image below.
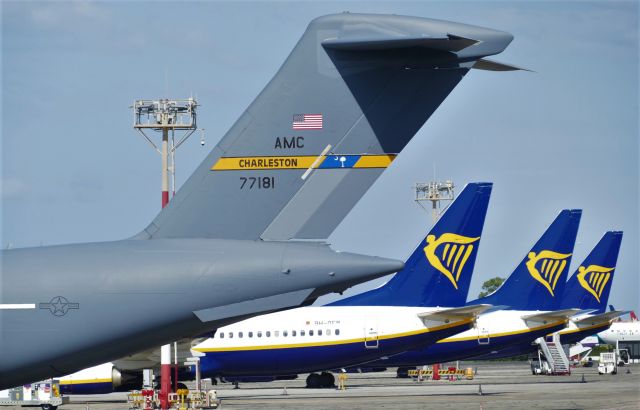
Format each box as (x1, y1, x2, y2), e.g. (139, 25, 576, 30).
(525, 250, 572, 296)
(576, 265, 614, 303)
(423, 233, 480, 289)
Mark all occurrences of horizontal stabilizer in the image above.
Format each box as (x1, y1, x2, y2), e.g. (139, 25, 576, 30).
(573, 311, 629, 326)
(472, 58, 532, 72)
(193, 288, 315, 323)
(418, 304, 491, 328)
(322, 34, 478, 52)
(522, 309, 580, 324)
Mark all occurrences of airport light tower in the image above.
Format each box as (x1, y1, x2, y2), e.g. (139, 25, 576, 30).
(415, 180, 455, 223)
(132, 98, 199, 409)
(133, 98, 199, 207)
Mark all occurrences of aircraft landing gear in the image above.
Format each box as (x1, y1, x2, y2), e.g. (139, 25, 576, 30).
(306, 373, 320, 388)
(306, 372, 335, 388)
(319, 372, 335, 388)
(397, 367, 412, 378)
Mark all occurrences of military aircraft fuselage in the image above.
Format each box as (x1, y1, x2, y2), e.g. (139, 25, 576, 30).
(0, 239, 402, 388)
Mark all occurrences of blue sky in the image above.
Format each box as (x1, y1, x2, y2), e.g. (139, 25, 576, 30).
(2, 1, 638, 312)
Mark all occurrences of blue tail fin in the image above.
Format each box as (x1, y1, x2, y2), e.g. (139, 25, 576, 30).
(560, 231, 623, 314)
(328, 182, 492, 307)
(469, 209, 582, 310)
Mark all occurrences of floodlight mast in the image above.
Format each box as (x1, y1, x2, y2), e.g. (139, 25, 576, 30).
(415, 180, 455, 224)
(131, 98, 199, 409)
(132, 98, 199, 207)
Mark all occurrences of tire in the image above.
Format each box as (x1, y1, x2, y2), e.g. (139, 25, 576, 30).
(41, 405, 57, 410)
(306, 373, 321, 388)
(319, 372, 335, 388)
(397, 367, 411, 378)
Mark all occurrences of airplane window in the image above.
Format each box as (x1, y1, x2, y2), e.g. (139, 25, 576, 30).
(275, 331, 280, 337)
(239, 332, 243, 338)
(258, 331, 262, 338)
(292, 330, 297, 337)
(309, 330, 314, 336)
(300, 330, 305, 336)
(229, 332, 233, 338)
(220, 332, 224, 338)
(249, 332, 253, 338)
(327, 329, 331, 336)
(318, 329, 323, 336)
(283, 330, 288, 337)
(266, 331, 271, 337)
(335, 329, 340, 336)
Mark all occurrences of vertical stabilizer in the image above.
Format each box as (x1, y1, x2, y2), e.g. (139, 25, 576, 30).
(560, 231, 623, 313)
(469, 209, 582, 310)
(329, 182, 492, 307)
(139, 14, 514, 241)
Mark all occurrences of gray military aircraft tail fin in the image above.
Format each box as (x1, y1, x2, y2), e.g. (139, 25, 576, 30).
(141, 13, 515, 241)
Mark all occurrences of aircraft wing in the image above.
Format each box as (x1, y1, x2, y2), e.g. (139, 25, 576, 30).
(418, 304, 492, 327)
(322, 34, 478, 52)
(113, 338, 201, 371)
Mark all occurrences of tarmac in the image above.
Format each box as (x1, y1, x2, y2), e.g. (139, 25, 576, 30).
(3, 362, 639, 409)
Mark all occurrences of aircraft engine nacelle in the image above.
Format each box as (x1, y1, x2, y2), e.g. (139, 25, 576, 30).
(58, 363, 121, 395)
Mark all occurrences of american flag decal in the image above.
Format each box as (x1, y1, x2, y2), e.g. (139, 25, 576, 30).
(292, 114, 323, 130)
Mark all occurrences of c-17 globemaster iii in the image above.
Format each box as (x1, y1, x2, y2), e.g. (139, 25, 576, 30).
(0, 12, 517, 388)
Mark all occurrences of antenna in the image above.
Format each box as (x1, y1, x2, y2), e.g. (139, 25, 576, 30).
(131, 98, 199, 207)
(131, 97, 200, 407)
(415, 179, 455, 224)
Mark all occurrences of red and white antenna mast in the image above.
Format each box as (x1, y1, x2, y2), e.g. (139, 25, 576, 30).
(131, 98, 201, 409)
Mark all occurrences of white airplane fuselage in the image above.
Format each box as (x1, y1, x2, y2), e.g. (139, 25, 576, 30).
(598, 321, 640, 344)
(367, 309, 568, 366)
(192, 306, 478, 377)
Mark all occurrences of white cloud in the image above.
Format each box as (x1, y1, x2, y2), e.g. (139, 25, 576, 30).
(27, 0, 110, 29)
(1, 177, 30, 199)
